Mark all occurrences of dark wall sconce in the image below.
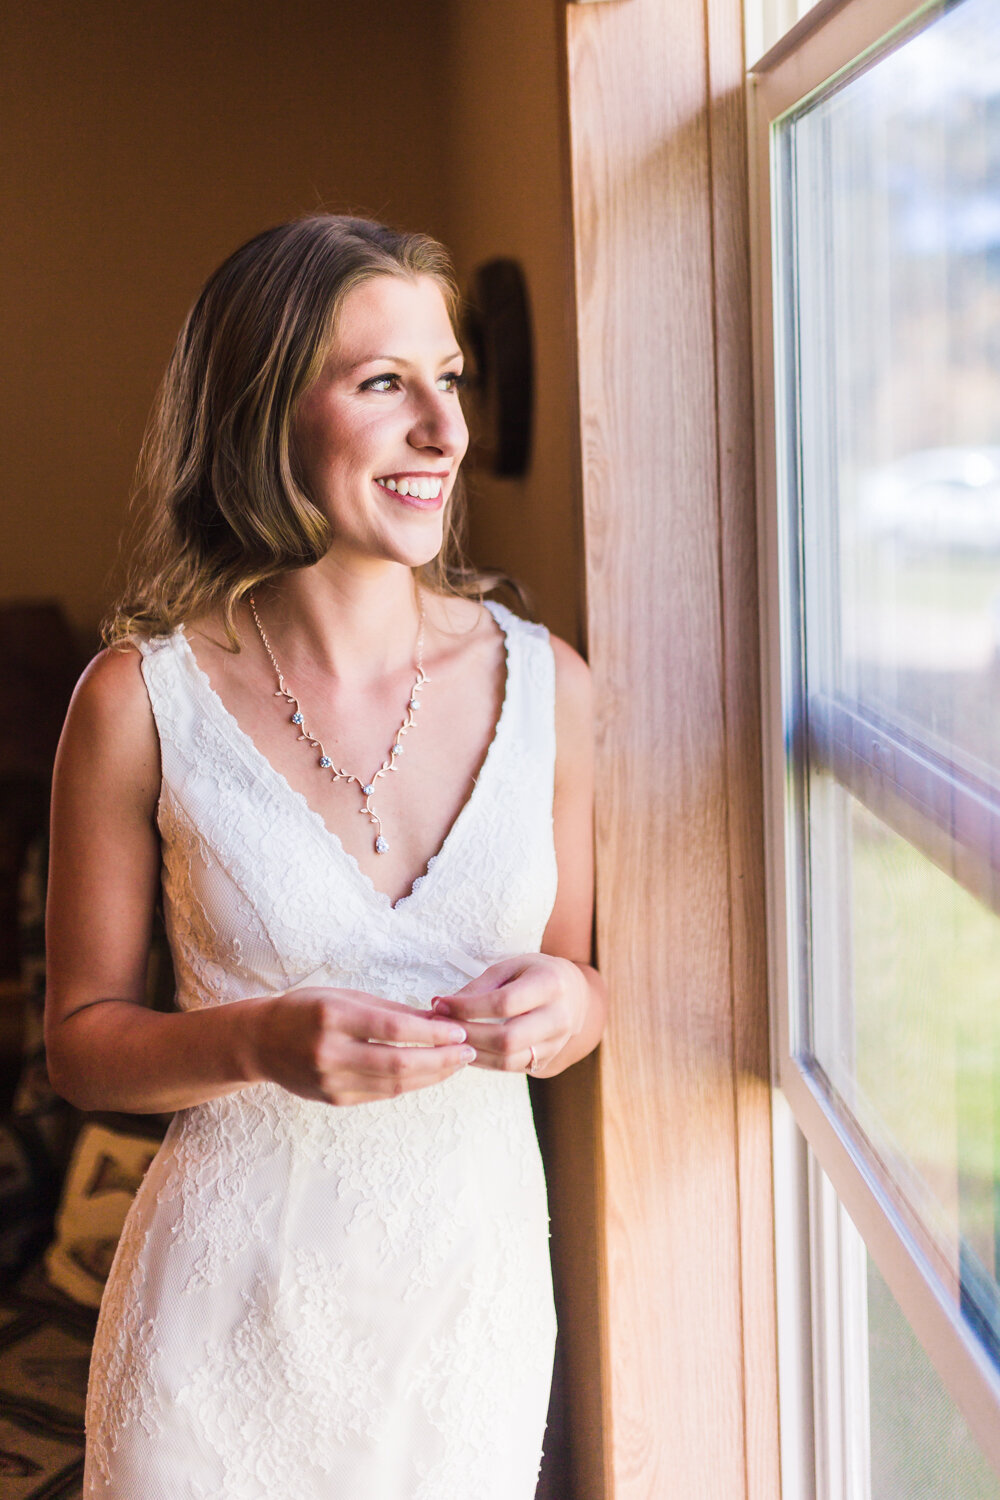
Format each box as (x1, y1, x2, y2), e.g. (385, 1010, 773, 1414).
(463, 258, 534, 480)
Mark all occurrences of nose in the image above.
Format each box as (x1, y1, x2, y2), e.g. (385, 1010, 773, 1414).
(408, 384, 468, 460)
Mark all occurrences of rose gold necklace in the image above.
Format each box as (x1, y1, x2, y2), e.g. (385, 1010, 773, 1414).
(248, 593, 427, 856)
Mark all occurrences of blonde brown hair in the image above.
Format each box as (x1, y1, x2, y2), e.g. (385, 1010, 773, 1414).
(106, 214, 488, 646)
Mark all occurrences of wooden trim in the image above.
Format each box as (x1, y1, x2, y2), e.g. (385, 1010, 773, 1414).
(751, 0, 941, 110)
(565, 0, 779, 1492)
(705, 0, 782, 1495)
(748, 0, 854, 72)
(748, 0, 936, 74)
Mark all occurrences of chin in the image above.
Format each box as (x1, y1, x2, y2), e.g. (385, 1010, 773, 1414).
(392, 520, 447, 570)
(404, 542, 445, 573)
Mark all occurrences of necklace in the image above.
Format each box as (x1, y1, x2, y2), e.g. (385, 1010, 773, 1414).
(248, 593, 427, 856)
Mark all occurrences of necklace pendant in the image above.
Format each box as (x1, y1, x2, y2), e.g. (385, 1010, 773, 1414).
(249, 590, 425, 873)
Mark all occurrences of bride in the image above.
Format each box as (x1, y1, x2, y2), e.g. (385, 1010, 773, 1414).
(45, 213, 606, 1498)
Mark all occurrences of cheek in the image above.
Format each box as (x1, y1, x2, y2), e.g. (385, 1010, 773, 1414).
(294, 409, 375, 486)
(292, 408, 329, 488)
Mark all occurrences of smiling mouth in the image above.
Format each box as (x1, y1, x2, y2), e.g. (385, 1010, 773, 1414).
(375, 475, 445, 501)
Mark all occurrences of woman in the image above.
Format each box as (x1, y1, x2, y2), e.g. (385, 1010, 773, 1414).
(45, 214, 605, 1498)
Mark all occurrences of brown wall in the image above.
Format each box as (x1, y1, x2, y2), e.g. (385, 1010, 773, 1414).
(2, 0, 452, 635)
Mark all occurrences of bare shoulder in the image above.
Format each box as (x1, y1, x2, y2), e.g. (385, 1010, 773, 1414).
(548, 636, 593, 790)
(57, 643, 160, 808)
(69, 642, 150, 727)
(550, 635, 593, 725)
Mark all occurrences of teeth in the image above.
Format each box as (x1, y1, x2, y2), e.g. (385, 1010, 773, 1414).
(378, 477, 443, 499)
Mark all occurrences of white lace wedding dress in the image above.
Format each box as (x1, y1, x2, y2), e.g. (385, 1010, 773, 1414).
(83, 601, 559, 1500)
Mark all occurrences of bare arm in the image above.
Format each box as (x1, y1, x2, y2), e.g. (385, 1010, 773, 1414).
(45, 647, 472, 1114)
(432, 635, 607, 1077)
(536, 633, 606, 1073)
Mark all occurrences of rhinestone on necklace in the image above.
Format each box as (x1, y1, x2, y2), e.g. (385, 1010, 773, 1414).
(248, 593, 427, 856)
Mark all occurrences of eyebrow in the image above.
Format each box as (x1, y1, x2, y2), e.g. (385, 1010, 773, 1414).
(348, 349, 464, 371)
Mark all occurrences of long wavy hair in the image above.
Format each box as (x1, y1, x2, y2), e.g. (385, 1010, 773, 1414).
(106, 214, 491, 647)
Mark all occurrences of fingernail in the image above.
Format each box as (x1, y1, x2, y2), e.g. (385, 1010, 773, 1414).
(448, 1026, 467, 1043)
(459, 1046, 477, 1063)
(432, 999, 451, 1015)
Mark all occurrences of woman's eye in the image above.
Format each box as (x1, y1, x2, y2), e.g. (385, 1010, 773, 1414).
(360, 374, 400, 393)
(360, 371, 466, 394)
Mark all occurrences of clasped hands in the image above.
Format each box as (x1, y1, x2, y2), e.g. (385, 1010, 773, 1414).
(254, 953, 588, 1107)
(431, 951, 588, 1079)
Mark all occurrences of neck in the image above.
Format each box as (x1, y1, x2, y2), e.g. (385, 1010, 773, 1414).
(251, 557, 423, 686)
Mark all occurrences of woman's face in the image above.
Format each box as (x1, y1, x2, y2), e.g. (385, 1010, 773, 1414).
(293, 273, 469, 571)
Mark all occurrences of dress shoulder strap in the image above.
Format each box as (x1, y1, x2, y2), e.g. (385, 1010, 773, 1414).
(129, 629, 202, 781)
(482, 599, 557, 775)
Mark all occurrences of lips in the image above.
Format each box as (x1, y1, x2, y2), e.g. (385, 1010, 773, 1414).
(375, 474, 445, 501)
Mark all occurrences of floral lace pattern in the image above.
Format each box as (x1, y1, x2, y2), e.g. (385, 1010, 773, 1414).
(84, 603, 559, 1499)
(179, 1252, 384, 1495)
(84, 1189, 165, 1486)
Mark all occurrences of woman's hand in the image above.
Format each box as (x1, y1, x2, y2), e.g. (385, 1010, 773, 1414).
(248, 987, 476, 1106)
(430, 955, 593, 1078)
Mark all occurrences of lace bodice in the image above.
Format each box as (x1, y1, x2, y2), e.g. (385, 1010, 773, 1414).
(148, 598, 557, 1009)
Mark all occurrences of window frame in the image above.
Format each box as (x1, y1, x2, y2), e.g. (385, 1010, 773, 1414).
(748, 0, 1000, 1480)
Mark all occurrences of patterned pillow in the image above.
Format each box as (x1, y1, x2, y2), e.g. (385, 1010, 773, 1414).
(45, 1122, 160, 1308)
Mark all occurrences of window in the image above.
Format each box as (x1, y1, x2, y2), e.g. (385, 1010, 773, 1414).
(751, 0, 1000, 1491)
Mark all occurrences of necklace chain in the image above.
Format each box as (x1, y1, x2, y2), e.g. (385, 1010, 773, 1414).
(248, 593, 427, 856)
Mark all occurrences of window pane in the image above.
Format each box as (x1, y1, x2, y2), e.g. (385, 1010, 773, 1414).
(868, 1255, 1000, 1498)
(789, 0, 1000, 783)
(810, 789, 1000, 1354)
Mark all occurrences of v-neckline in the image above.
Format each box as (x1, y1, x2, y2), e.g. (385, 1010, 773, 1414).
(174, 599, 514, 914)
